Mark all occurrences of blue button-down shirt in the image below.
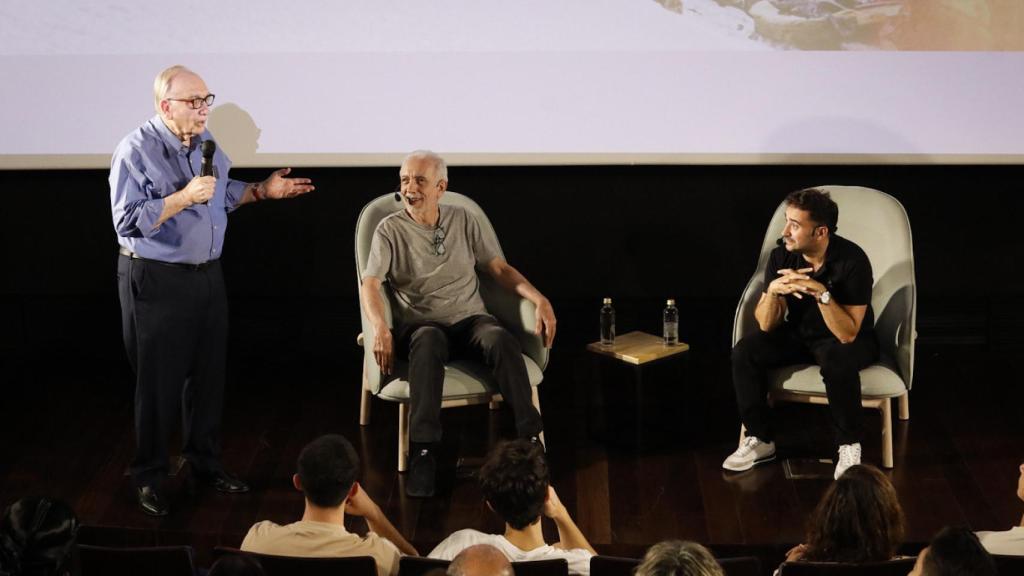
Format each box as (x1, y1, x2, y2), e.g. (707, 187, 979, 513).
(110, 115, 248, 264)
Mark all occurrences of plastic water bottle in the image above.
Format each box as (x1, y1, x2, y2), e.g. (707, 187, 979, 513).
(663, 299, 678, 346)
(600, 297, 615, 346)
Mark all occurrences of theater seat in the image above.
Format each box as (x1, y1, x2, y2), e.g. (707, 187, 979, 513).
(776, 557, 917, 575)
(77, 544, 195, 576)
(214, 546, 377, 576)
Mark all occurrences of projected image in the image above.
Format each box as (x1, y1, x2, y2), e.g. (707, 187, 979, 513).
(654, 0, 1024, 51)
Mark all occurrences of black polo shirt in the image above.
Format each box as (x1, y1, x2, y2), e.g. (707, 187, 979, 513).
(764, 234, 875, 343)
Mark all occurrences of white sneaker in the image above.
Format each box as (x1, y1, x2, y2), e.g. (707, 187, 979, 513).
(722, 436, 776, 472)
(834, 443, 862, 480)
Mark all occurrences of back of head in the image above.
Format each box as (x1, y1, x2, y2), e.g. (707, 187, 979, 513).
(297, 434, 360, 508)
(803, 464, 904, 563)
(447, 544, 513, 576)
(634, 540, 724, 576)
(479, 440, 549, 530)
(0, 497, 79, 576)
(785, 187, 839, 235)
(209, 554, 266, 576)
(922, 526, 997, 576)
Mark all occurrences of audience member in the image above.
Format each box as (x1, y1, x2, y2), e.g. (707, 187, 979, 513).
(241, 434, 417, 576)
(447, 544, 513, 576)
(909, 526, 997, 576)
(975, 461, 1024, 555)
(783, 464, 904, 565)
(0, 497, 79, 576)
(208, 554, 265, 576)
(429, 439, 596, 574)
(634, 540, 724, 576)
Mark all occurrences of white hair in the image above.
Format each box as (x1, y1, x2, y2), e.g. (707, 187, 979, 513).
(403, 149, 448, 182)
(152, 65, 194, 112)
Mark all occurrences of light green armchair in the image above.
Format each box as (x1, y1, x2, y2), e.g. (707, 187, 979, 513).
(734, 185, 916, 468)
(355, 192, 548, 471)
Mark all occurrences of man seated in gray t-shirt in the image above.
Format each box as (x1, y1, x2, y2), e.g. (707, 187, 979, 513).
(361, 150, 556, 499)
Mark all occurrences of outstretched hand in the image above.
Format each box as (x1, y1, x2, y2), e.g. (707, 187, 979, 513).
(260, 167, 315, 200)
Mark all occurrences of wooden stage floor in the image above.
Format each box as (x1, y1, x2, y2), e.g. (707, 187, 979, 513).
(1, 341, 1021, 571)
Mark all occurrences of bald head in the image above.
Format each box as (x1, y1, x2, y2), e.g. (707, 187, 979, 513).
(447, 544, 513, 576)
(153, 65, 197, 112)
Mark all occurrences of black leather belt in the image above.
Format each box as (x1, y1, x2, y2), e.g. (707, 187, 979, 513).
(118, 247, 216, 271)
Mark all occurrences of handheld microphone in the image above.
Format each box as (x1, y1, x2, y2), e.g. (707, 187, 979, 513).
(200, 140, 216, 178)
(394, 191, 402, 202)
(777, 237, 784, 246)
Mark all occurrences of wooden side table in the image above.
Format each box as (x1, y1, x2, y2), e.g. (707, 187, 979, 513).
(586, 331, 691, 448)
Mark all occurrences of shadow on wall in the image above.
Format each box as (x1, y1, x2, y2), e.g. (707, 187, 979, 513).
(207, 103, 261, 165)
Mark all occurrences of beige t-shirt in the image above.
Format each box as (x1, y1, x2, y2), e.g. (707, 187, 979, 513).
(363, 205, 501, 326)
(241, 520, 401, 576)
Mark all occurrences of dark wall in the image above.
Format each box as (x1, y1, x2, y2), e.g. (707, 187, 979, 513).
(1, 164, 1022, 392)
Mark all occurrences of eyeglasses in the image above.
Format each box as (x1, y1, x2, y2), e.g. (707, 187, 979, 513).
(433, 226, 446, 256)
(167, 94, 215, 110)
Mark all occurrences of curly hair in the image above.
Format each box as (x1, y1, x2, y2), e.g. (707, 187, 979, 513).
(802, 464, 904, 563)
(479, 440, 549, 530)
(785, 187, 839, 235)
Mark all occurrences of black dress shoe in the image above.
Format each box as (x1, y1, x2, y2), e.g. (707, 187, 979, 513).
(406, 448, 436, 498)
(199, 470, 250, 494)
(137, 486, 169, 516)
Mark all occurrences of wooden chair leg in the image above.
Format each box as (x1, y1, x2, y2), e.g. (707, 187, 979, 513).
(489, 400, 502, 410)
(398, 403, 410, 472)
(739, 424, 747, 445)
(359, 361, 372, 426)
(531, 386, 546, 448)
(881, 398, 894, 468)
(898, 392, 910, 421)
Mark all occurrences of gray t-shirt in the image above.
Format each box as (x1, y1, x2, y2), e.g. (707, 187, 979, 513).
(363, 205, 501, 326)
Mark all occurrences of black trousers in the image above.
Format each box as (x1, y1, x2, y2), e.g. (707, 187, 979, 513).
(396, 314, 544, 444)
(117, 254, 227, 488)
(731, 328, 879, 447)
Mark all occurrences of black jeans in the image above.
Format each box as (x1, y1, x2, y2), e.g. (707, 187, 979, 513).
(117, 255, 227, 487)
(731, 328, 879, 447)
(396, 314, 544, 444)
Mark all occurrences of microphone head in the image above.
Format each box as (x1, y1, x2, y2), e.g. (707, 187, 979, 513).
(201, 139, 216, 158)
(394, 192, 402, 202)
(776, 237, 785, 246)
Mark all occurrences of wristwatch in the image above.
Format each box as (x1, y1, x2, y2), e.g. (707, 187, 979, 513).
(819, 291, 832, 305)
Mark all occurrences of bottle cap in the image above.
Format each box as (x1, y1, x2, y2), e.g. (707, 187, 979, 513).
(666, 299, 675, 306)
(603, 297, 612, 305)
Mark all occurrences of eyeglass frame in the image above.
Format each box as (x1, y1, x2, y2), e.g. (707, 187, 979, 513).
(166, 94, 216, 110)
(433, 225, 446, 256)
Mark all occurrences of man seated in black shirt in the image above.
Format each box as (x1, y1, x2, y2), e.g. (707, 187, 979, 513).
(723, 187, 879, 480)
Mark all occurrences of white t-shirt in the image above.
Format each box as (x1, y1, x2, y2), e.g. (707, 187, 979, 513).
(429, 529, 593, 575)
(976, 526, 1024, 556)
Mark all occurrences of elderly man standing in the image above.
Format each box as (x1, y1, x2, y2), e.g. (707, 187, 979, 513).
(361, 150, 555, 498)
(110, 65, 314, 516)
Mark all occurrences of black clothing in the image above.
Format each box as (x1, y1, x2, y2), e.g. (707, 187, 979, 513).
(765, 234, 874, 343)
(117, 254, 227, 488)
(394, 314, 544, 444)
(734, 235, 879, 447)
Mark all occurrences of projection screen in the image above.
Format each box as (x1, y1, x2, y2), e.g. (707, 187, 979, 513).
(1, 0, 1022, 168)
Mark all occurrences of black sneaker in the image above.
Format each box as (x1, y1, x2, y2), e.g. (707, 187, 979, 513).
(406, 448, 436, 498)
